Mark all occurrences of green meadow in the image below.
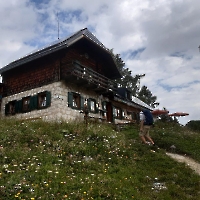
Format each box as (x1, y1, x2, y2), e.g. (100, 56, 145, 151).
(0, 119, 200, 200)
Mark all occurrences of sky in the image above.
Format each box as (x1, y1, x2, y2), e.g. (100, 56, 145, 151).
(0, 0, 200, 125)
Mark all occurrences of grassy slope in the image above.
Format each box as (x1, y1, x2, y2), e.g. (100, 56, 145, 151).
(0, 119, 200, 200)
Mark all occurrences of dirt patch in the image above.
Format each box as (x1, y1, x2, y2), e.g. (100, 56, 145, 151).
(166, 152, 200, 176)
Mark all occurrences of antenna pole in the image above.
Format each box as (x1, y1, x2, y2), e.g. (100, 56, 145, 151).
(57, 12, 60, 40)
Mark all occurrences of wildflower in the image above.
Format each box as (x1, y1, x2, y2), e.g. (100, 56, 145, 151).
(15, 192, 20, 198)
(3, 164, 8, 168)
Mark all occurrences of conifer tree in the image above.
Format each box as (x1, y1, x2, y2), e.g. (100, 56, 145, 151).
(111, 50, 159, 108)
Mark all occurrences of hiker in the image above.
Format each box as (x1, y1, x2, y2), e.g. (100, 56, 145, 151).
(139, 109, 155, 145)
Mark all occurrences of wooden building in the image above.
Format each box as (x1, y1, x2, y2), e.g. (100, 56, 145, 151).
(0, 28, 152, 123)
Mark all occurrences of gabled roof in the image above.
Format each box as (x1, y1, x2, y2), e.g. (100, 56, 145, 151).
(0, 28, 118, 74)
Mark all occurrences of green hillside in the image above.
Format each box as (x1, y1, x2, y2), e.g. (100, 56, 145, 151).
(0, 119, 200, 199)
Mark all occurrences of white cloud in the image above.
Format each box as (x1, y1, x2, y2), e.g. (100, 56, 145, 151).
(1, 0, 200, 124)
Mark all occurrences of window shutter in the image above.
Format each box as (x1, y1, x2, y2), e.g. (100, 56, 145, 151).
(46, 91, 51, 107)
(5, 103, 9, 115)
(87, 98, 91, 112)
(120, 108, 122, 120)
(95, 106, 99, 114)
(112, 105, 115, 122)
(16, 100, 23, 113)
(30, 95, 38, 110)
(68, 92, 73, 107)
(80, 96, 84, 110)
(15, 101, 19, 113)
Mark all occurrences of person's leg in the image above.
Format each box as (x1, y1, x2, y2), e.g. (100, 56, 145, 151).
(140, 135, 147, 143)
(144, 126, 154, 145)
(146, 135, 154, 145)
(139, 130, 147, 144)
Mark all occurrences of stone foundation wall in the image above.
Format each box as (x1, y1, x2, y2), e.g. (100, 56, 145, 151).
(1, 81, 105, 122)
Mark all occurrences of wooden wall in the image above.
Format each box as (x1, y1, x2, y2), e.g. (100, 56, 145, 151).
(2, 42, 111, 97)
(3, 54, 60, 97)
(60, 45, 105, 77)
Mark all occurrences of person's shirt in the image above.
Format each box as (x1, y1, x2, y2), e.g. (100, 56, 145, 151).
(140, 111, 145, 121)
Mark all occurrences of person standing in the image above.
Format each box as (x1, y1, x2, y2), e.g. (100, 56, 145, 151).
(139, 110, 154, 145)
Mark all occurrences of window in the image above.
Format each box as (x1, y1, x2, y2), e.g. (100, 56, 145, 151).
(38, 91, 51, 109)
(113, 107, 122, 119)
(87, 98, 97, 113)
(90, 100, 95, 112)
(87, 98, 99, 113)
(22, 97, 31, 112)
(4, 91, 51, 116)
(101, 101, 107, 117)
(73, 94, 80, 108)
(122, 110, 125, 119)
(5, 101, 16, 115)
(68, 92, 84, 110)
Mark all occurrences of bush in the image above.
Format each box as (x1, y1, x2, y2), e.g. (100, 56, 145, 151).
(186, 120, 200, 132)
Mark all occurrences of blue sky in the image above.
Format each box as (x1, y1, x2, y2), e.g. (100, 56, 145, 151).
(0, 0, 200, 125)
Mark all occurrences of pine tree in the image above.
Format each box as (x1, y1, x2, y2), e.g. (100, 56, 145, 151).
(111, 50, 159, 108)
(112, 52, 140, 95)
(137, 86, 158, 108)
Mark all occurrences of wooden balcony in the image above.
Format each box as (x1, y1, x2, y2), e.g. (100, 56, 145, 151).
(62, 61, 117, 94)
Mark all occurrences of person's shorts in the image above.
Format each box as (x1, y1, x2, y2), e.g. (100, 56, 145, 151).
(139, 125, 151, 137)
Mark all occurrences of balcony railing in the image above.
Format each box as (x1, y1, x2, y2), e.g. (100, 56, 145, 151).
(64, 61, 117, 92)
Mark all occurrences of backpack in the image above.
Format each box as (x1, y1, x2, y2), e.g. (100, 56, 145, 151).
(143, 109, 154, 125)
